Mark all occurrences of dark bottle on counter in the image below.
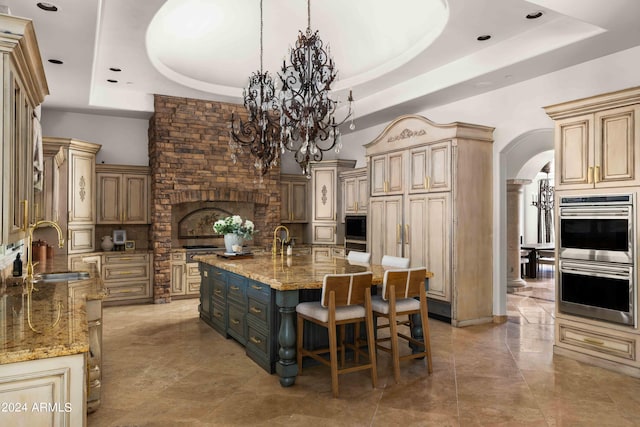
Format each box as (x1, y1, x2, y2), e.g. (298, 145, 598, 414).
(12, 253, 22, 277)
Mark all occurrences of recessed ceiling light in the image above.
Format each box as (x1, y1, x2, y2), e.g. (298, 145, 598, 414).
(477, 35, 491, 41)
(109, 67, 122, 72)
(36, 2, 58, 12)
(526, 11, 544, 19)
(48, 59, 63, 65)
(107, 79, 118, 83)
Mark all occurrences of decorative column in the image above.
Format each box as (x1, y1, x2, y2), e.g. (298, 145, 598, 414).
(507, 179, 531, 289)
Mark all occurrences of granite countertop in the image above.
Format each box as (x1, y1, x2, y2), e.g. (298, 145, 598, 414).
(194, 253, 434, 291)
(0, 255, 106, 365)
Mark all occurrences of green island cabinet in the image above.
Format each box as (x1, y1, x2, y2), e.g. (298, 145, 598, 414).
(199, 263, 279, 373)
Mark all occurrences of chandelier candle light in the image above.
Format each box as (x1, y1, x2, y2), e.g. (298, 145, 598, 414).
(278, 0, 355, 177)
(229, 0, 281, 176)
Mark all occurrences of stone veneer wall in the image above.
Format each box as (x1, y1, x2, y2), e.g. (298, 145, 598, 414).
(148, 95, 281, 303)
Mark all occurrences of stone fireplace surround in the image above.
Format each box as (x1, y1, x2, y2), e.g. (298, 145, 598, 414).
(148, 95, 281, 303)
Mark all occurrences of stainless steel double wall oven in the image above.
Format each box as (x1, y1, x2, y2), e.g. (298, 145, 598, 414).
(558, 194, 636, 326)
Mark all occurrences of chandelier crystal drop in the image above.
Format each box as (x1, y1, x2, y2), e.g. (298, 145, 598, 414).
(278, 0, 354, 177)
(229, 0, 281, 176)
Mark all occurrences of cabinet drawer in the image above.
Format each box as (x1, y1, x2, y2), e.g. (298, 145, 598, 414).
(171, 252, 185, 262)
(187, 278, 200, 294)
(227, 274, 247, 306)
(247, 280, 270, 301)
(211, 302, 226, 327)
(227, 304, 246, 344)
(248, 296, 269, 324)
(212, 280, 226, 303)
(103, 253, 149, 264)
(186, 263, 199, 277)
(247, 323, 269, 355)
(106, 281, 150, 300)
(558, 323, 636, 361)
(103, 263, 149, 281)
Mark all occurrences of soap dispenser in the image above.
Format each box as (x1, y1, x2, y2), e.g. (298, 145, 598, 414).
(12, 253, 22, 277)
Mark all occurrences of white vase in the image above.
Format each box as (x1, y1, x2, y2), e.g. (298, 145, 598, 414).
(224, 234, 244, 253)
(101, 236, 114, 251)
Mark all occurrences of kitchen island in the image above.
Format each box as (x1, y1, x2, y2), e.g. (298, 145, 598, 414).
(0, 258, 106, 426)
(194, 252, 433, 387)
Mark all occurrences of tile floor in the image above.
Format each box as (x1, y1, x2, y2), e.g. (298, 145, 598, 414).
(88, 273, 640, 426)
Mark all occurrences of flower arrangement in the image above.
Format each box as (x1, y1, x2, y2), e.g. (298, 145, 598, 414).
(213, 215, 255, 240)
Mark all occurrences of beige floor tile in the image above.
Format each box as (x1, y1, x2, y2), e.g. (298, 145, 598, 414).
(88, 275, 640, 427)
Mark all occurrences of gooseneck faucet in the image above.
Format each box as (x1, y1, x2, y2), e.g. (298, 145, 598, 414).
(25, 220, 65, 283)
(272, 225, 290, 256)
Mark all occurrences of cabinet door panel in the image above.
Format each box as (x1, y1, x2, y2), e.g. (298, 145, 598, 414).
(344, 178, 357, 213)
(384, 197, 403, 258)
(425, 194, 450, 301)
(68, 225, 95, 254)
(428, 141, 451, 192)
(595, 106, 640, 187)
(556, 116, 592, 189)
(387, 152, 404, 193)
(356, 176, 368, 213)
(370, 155, 386, 195)
(171, 263, 185, 294)
(313, 225, 335, 244)
(409, 148, 427, 192)
(291, 181, 307, 222)
(369, 199, 385, 265)
(313, 169, 336, 221)
(97, 173, 121, 223)
(124, 174, 149, 223)
(68, 151, 95, 223)
(279, 182, 290, 222)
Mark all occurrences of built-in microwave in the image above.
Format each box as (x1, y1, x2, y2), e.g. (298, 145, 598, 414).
(345, 215, 366, 241)
(558, 194, 634, 264)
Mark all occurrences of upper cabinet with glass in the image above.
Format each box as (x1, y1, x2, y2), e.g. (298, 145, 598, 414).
(0, 15, 48, 244)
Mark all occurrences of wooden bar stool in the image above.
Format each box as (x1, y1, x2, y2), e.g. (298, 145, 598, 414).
(295, 272, 378, 397)
(371, 267, 432, 383)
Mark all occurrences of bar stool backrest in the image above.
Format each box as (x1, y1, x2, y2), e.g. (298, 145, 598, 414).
(381, 268, 427, 300)
(321, 271, 373, 308)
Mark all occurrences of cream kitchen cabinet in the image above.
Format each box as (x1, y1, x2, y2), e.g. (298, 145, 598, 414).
(43, 137, 101, 254)
(340, 167, 368, 217)
(96, 164, 150, 224)
(409, 141, 451, 193)
(545, 89, 640, 190)
(102, 252, 152, 304)
(310, 160, 356, 245)
(0, 15, 48, 244)
(366, 115, 494, 327)
(0, 353, 86, 427)
(170, 251, 199, 297)
(369, 196, 403, 261)
(279, 174, 308, 223)
(405, 193, 451, 302)
(370, 151, 404, 196)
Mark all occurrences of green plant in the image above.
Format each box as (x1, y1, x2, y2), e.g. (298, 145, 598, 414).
(213, 215, 255, 239)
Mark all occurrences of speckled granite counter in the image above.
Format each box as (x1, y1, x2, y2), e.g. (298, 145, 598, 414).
(0, 257, 105, 364)
(193, 253, 434, 291)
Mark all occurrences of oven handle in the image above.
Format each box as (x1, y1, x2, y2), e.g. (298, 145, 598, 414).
(559, 206, 632, 218)
(560, 264, 632, 280)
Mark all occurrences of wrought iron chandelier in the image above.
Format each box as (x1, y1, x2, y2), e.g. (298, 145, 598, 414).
(278, 0, 355, 177)
(229, 0, 281, 176)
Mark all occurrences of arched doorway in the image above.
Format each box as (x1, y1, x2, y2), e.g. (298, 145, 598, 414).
(494, 128, 554, 317)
